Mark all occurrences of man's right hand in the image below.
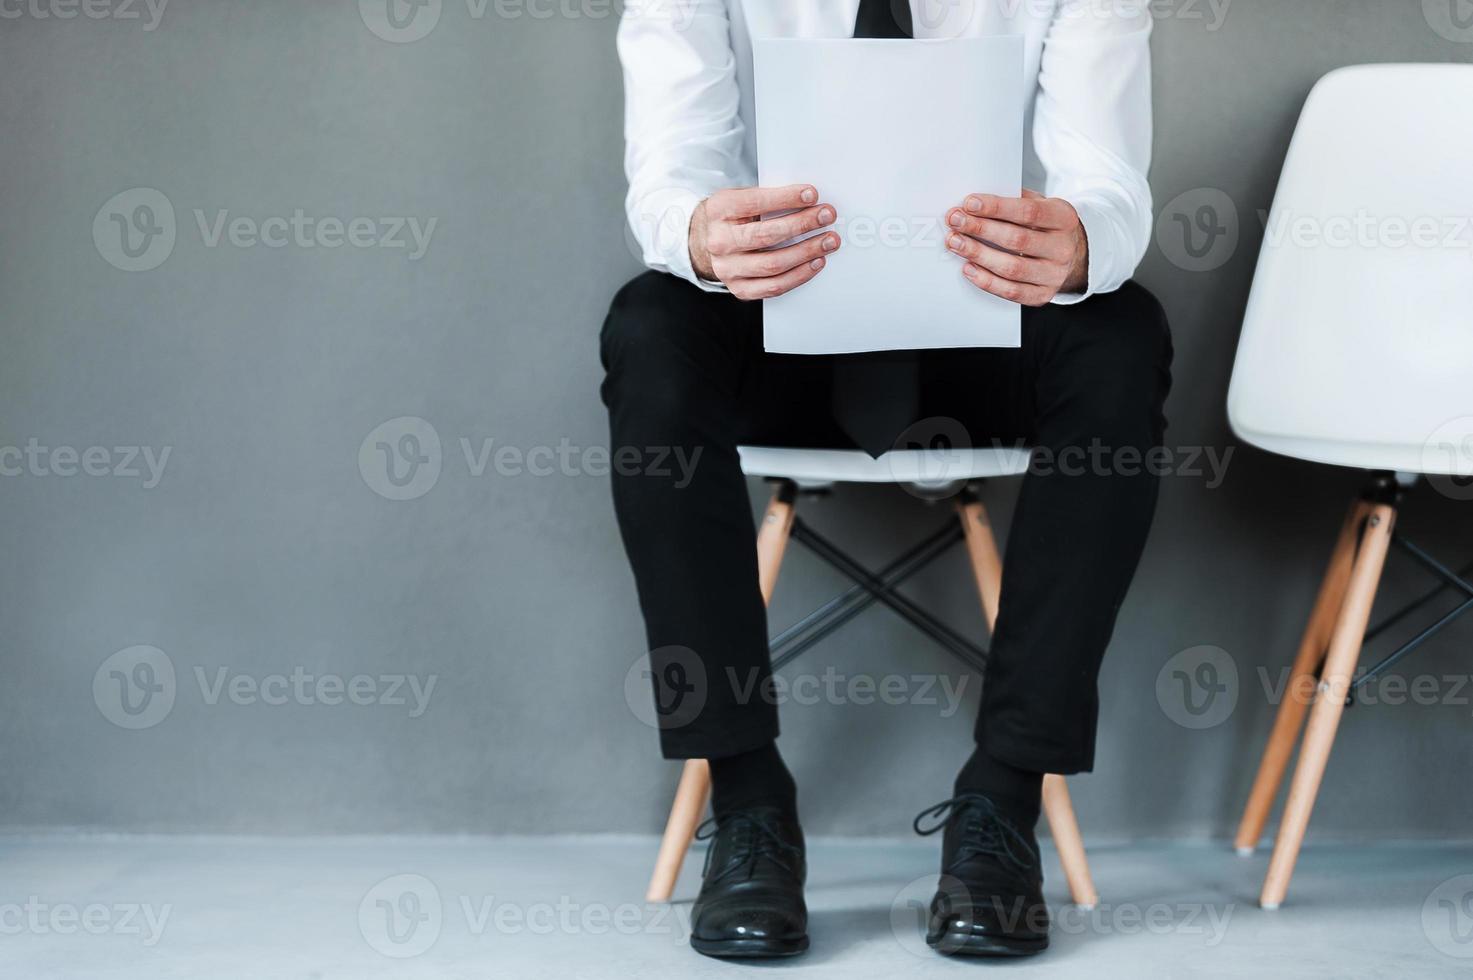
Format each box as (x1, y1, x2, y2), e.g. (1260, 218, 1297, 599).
(689, 185, 840, 300)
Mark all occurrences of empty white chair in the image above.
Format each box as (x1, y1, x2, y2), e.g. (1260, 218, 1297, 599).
(1227, 64, 1473, 908)
(644, 446, 1101, 910)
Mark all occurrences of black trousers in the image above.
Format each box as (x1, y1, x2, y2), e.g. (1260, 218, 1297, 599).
(600, 270, 1172, 774)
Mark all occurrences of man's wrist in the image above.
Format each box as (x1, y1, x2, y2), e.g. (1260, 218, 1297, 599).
(1062, 222, 1090, 294)
(688, 198, 717, 281)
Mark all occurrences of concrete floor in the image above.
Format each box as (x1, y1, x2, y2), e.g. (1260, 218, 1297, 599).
(0, 834, 1468, 979)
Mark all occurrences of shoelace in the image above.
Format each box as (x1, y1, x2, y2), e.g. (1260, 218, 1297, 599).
(695, 811, 802, 883)
(913, 794, 1038, 874)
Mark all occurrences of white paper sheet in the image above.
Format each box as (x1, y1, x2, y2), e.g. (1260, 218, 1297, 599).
(754, 37, 1024, 355)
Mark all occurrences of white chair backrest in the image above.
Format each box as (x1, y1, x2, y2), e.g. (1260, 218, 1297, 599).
(1227, 64, 1473, 475)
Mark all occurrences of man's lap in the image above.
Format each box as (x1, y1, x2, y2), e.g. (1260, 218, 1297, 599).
(602, 271, 1170, 451)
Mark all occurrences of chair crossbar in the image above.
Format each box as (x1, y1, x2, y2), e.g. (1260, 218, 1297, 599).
(781, 516, 989, 674)
(1350, 533, 1473, 695)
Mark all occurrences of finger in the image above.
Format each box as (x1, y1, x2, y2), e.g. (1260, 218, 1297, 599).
(731, 204, 836, 251)
(961, 193, 1072, 230)
(708, 184, 819, 221)
(945, 209, 1067, 260)
(728, 255, 827, 301)
(946, 231, 1061, 287)
(714, 231, 840, 280)
(961, 263, 1054, 307)
(1021, 188, 1045, 200)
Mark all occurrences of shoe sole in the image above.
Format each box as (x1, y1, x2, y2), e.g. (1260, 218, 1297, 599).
(690, 935, 810, 958)
(929, 931, 1049, 957)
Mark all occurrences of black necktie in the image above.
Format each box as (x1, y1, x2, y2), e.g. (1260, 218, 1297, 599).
(832, 0, 919, 458)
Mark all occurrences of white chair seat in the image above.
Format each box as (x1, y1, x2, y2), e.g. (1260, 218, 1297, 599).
(738, 445, 1032, 488)
(1227, 63, 1473, 476)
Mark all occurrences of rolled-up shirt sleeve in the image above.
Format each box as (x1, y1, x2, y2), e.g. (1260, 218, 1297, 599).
(1033, 0, 1155, 304)
(617, 1, 753, 292)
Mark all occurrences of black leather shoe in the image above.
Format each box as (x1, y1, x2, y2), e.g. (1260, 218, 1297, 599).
(913, 794, 1049, 957)
(688, 806, 808, 958)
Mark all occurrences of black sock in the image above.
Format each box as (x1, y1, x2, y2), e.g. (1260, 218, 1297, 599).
(955, 743, 1042, 830)
(709, 742, 798, 821)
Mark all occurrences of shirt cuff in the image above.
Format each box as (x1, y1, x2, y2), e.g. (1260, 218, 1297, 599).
(631, 186, 730, 294)
(1050, 195, 1117, 306)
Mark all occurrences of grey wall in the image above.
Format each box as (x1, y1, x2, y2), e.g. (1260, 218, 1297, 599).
(1, 0, 1470, 840)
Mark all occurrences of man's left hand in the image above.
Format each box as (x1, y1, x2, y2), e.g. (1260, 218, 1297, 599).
(945, 189, 1089, 307)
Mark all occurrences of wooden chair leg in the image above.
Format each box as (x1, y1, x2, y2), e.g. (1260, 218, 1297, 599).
(958, 495, 1099, 908)
(645, 484, 797, 903)
(1234, 499, 1369, 855)
(646, 758, 711, 902)
(1259, 502, 1396, 909)
(1042, 774, 1099, 908)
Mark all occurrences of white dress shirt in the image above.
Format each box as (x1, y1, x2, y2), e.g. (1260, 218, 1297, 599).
(618, 0, 1154, 305)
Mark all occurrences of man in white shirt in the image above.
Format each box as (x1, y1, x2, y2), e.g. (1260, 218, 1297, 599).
(602, 0, 1172, 960)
